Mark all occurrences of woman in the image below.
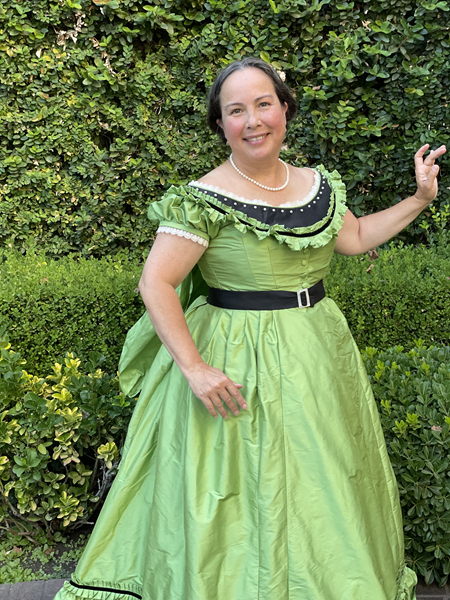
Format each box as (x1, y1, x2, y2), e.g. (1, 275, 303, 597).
(54, 57, 446, 600)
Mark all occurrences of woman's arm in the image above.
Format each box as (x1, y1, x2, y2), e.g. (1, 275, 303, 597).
(139, 232, 247, 419)
(334, 143, 446, 256)
(139, 232, 207, 373)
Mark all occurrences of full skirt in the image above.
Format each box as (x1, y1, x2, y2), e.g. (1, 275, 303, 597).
(54, 296, 417, 600)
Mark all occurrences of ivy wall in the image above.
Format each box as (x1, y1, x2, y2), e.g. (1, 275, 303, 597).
(1, 0, 449, 259)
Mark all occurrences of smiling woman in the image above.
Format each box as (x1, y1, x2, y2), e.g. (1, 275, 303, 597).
(53, 57, 446, 600)
(207, 56, 297, 143)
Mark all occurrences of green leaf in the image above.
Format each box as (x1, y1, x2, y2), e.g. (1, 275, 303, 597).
(12, 465, 26, 477)
(269, 0, 280, 12)
(160, 22, 174, 36)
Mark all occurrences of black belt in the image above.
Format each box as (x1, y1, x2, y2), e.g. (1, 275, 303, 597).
(207, 280, 325, 311)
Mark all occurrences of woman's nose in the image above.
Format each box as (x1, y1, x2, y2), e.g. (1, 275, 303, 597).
(245, 109, 260, 129)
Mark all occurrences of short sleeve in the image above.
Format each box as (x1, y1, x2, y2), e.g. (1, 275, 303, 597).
(147, 185, 221, 247)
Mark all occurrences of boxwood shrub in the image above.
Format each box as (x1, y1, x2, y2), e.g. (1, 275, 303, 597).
(363, 343, 450, 586)
(0, 327, 136, 542)
(326, 235, 450, 350)
(0, 249, 143, 375)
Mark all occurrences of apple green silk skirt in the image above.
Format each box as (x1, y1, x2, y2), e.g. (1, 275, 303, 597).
(53, 292, 417, 600)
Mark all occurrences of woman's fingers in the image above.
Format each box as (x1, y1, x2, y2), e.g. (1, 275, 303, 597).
(415, 143, 446, 171)
(211, 382, 247, 419)
(425, 147, 446, 175)
(228, 381, 248, 410)
(205, 390, 236, 419)
(413, 144, 446, 203)
(205, 382, 248, 419)
(209, 393, 229, 419)
(185, 364, 248, 419)
(414, 143, 429, 166)
(218, 390, 240, 417)
(413, 144, 446, 202)
(203, 399, 219, 418)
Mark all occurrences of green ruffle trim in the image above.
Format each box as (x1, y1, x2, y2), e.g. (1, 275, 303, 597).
(54, 579, 142, 599)
(149, 164, 348, 253)
(395, 562, 418, 600)
(55, 562, 417, 600)
(54, 565, 417, 600)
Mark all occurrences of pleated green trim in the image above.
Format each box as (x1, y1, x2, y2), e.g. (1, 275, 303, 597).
(395, 562, 418, 600)
(149, 164, 348, 252)
(57, 562, 417, 599)
(55, 579, 142, 599)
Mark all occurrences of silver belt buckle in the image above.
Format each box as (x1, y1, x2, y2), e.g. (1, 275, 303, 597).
(297, 288, 311, 309)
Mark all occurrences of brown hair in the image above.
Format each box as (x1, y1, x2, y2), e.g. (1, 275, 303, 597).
(207, 57, 297, 144)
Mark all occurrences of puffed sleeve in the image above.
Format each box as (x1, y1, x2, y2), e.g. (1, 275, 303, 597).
(147, 185, 221, 248)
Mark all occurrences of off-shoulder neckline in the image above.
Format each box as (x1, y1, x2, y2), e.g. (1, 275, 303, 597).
(188, 167, 321, 208)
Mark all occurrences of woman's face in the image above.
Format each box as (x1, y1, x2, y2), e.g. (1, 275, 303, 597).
(216, 67, 288, 164)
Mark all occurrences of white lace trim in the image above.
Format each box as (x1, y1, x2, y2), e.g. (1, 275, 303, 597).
(188, 168, 321, 208)
(156, 226, 209, 248)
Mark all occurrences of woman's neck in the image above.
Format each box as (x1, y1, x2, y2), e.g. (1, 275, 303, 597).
(229, 152, 285, 187)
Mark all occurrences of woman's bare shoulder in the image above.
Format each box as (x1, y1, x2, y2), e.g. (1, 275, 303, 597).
(196, 163, 230, 186)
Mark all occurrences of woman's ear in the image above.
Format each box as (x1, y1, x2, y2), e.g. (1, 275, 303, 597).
(216, 117, 227, 143)
(216, 118, 227, 142)
(282, 102, 288, 136)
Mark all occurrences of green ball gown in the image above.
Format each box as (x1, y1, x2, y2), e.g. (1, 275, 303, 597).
(53, 164, 418, 600)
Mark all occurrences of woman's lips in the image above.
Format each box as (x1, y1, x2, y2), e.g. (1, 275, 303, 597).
(244, 133, 269, 144)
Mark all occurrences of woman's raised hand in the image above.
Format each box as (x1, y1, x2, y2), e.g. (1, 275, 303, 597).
(414, 143, 446, 204)
(183, 363, 248, 419)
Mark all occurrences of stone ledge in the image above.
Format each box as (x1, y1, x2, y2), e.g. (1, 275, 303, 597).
(0, 579, 68, 600)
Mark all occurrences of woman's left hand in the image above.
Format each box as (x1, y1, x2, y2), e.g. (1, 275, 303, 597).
(414, 143, 446, 205)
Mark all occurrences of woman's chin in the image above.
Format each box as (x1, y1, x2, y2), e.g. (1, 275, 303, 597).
(234, 142, 281, 162)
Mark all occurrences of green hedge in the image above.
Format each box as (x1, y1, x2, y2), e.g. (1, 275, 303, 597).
(326, 235, 450, 350)
(0, 249, 143, 375)
(363, 343, 450, 586)
(0, 0, 449, 259)
(0, 327, 136, 542)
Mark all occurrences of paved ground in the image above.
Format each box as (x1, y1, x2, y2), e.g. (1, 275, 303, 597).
(0, 579, 67, 600)
(0, 578, 449, 599)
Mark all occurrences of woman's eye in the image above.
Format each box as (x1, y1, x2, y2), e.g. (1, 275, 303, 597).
(260, 102, 270, 107)
(231, 108, 242, 114)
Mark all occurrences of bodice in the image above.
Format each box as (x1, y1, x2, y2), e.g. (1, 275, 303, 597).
(149, 163, 348, 293)
(196, 222, 336, 292)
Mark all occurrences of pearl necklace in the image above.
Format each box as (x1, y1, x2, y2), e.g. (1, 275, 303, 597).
(229, 154, 289, 191)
